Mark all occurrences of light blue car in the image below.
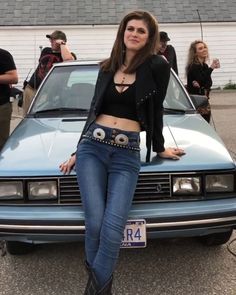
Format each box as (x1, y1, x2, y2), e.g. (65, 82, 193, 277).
(0, 61, 235, 255)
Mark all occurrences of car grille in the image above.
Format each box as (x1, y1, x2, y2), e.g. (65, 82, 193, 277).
(59, 172, 171, 204)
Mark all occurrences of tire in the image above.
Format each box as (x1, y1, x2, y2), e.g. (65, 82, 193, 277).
(199, 230, 233, 246)
(6, 241, 35, 255)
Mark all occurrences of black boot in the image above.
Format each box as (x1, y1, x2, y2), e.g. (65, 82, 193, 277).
(97, 276, 113, 295)
(84, 261, 99, 295)
(84, 268, 100, 295)
(84, 261, 113, 295)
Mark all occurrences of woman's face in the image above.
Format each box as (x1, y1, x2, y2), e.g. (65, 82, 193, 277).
(124, 19, 149, 53)
(195, 42, 208, 59)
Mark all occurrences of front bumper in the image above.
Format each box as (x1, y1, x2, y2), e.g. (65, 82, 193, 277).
(0, 198, 236, 243)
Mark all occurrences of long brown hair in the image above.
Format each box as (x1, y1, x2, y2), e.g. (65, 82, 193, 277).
(185, 40, 209, 73)
(100, 10, 159, 73)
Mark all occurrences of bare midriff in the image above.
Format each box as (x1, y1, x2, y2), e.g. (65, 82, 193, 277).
(96, 114, 141, 132)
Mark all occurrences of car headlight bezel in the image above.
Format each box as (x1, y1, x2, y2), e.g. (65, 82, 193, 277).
(172, 175, 201, 196)
(206, 173, 234, 193)
(0, 181, 24, 200)
(28, 180, 58, 200)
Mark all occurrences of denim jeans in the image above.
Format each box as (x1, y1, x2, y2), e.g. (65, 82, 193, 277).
(76, 123, 141, 287)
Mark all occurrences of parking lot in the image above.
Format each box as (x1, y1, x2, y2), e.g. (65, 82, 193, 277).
(1, 90, 236, 295)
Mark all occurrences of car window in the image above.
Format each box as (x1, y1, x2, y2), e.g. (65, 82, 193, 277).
(31, 65, 98, 113)
(164, 75, 193, 110)
(31, 64, 193, 115)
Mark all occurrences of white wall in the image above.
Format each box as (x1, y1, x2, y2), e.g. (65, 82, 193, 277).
(159, 22, 236, 89)
(0, 25, 117, 88)
(0, 22, 235, 89)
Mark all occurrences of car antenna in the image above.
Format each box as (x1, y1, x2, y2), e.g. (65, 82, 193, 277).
(197, 9, 218, 131)
(196, 9, 203, 40)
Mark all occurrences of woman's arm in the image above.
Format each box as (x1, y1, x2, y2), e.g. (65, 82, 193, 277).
(157, 148, 185, 160)
(187, 63, 202, 91)
(151, 56, 169, 153)
(59, 154, 76, 174)
(59, 68, 103, 174)
(152, 56, 185, 160)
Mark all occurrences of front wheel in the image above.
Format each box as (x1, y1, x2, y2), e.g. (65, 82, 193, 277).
(6, 241, 35, 255)
(199, 230, 233, 246)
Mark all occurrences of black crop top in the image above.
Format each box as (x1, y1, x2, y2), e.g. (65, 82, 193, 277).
(99, 81, 139, 121)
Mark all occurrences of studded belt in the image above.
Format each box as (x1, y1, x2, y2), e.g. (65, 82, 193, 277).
(83, 123, 140, 151)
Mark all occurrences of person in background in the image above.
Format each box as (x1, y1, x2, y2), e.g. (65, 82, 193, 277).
(186, 40, 220, 123)
(158, 31, 178, 74)
(60, 10, 185, 294)
(23, 30, 75, 115)
(0, 48, 18, 151)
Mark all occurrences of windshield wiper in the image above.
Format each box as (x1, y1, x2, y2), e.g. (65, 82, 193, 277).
(31, 107, 88, 117)
(164, 107, 186, 114)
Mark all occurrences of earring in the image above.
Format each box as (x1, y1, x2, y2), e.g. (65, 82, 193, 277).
(122, 43, 126, 53)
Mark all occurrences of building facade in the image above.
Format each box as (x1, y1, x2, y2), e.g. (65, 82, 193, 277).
(0, 1, 236, 89)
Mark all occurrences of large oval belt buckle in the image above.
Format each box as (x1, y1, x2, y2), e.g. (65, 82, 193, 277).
(93, 128, 106, 140)
(115, 134, 129, 145)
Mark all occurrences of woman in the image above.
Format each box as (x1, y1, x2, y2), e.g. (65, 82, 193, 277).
(60, 10, 185, 294)
(186, 40, 220, 122)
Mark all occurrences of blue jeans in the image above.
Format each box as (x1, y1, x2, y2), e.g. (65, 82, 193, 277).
(76, 123, 141, 287)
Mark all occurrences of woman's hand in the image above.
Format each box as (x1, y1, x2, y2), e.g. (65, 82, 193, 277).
(210, 58, 220, 69)
(157, 147, 185, 160)
(59, 154, 76, 174)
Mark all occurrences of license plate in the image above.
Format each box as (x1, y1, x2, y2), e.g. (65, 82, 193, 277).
(121, 219, 146, 248)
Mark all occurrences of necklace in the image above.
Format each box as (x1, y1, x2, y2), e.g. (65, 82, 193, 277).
(120, 74, 126, 84)
(115, 71, 128, 93)
(119, 64, 127, 84)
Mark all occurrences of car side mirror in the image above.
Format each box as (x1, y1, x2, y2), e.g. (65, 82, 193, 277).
(190, 94, 209, 109)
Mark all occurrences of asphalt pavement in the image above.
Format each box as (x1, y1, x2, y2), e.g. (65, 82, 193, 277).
(2, 90, 236, 295)
(210, 90, 236, 160)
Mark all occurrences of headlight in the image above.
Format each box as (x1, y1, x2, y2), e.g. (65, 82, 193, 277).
(0, 181, 23, 200)
(173, 177, 201, 195)
(28, 181, 57, 200)
(206, 174, 234, 192)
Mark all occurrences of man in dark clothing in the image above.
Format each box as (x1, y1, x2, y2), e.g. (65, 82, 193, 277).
(158, 31, 178, 75)
(0, 48, 18, 151)
(23, 30, 75, 115)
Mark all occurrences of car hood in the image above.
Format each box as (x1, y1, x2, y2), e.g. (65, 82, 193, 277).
(0, 115, 234, 176)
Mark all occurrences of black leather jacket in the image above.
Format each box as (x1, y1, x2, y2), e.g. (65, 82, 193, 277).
(186, 62, 213, 97)
(158, 45, 178, 75)
(78, 55, 170, 162)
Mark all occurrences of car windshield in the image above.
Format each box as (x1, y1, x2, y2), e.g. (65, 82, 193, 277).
(31, 65, 98, 114)
(31, 63, 193, 115)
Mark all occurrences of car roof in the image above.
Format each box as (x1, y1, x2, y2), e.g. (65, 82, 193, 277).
(52, 59, 100, 68)
(52, 59, 177, 76)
